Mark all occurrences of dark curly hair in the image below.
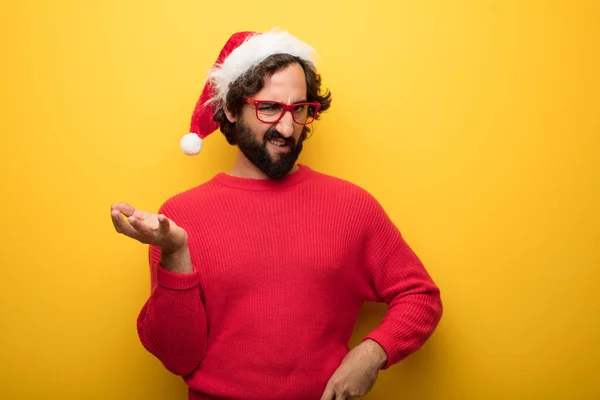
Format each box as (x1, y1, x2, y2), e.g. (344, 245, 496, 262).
(213, 53, 332, 145)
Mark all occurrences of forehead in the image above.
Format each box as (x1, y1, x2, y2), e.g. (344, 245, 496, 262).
(254, 62, 307, 102)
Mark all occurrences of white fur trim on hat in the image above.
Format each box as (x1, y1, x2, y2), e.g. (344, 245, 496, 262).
(208, 29, 318, 105)
(180, 133, 203, 155)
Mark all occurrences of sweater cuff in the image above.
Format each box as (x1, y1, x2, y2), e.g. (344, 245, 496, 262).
(156, 263, 199, 290)
(363, 330, 400, 370)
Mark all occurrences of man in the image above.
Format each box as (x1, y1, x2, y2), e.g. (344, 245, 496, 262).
(111, 29, 442, 400)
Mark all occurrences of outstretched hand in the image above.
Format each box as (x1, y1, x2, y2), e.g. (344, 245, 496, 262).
(320, 340, 387, 400)
(110, 202, 187, 254)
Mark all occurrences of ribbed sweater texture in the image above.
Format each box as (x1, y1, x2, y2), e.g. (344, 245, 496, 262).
(137, 165, 442, 400)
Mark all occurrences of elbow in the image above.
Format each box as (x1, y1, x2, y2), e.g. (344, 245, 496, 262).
(428, 284, 444, 328)
(139, 331, 205, 377)
(137, 316, 206, 377)
(162, 355, 203, 377)
(412, 284, 444, 336)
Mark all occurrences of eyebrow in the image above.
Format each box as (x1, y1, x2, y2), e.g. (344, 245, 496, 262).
(269, 99, 307, 104)
(258, 99, 308, 104)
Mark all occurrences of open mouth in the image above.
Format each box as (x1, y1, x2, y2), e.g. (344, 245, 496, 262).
(268, 138, 289, 147)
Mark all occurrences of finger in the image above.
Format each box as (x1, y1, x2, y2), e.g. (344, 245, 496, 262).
(320, 385, 336, 400)
(111, 209, 141, 239)
(158, 214, 170, 233)
(128, 215, 155, 237)
(335, 394, 348, 400)
(114, 202, 136, 217)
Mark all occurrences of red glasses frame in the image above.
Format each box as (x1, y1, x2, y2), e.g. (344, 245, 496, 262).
(245, 98, 321, 125)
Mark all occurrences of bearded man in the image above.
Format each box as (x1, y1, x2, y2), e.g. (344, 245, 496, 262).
(111, 29, 443, 400)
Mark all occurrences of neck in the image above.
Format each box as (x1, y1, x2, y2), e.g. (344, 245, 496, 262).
(227, 150, 299, 179)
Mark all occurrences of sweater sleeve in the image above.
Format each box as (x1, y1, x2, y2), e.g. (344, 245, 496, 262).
(360, 195, 443, 369)
(136, 202, 208, 376)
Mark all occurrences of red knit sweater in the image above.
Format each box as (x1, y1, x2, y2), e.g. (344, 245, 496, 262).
(137, 165, 442, 400)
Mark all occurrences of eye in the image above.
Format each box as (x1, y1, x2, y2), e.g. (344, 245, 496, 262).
(293, 104, 307, 113)
(258, 102, 280, 111)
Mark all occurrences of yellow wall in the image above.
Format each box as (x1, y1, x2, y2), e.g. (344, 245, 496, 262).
(1, 1, 598, 399)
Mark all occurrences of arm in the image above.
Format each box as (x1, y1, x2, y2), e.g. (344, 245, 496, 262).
(136, 242, 208, 376)
(320, 193, 442, 400)
(361, 197, 443, 369)
(110, 200, 208, 376)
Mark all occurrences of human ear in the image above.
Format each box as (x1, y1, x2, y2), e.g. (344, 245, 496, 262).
(224, 106, 237, 123)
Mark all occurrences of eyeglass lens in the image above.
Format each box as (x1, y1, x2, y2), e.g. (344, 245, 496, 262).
(257, 102, 316, 124)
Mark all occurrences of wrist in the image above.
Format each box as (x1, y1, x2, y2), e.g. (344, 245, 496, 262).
(160, 245, 193, 274)
(161, 232, 188, 255)
(363, 339, 388, 370)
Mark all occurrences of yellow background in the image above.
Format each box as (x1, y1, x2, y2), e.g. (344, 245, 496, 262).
(1, 1, 598, 399)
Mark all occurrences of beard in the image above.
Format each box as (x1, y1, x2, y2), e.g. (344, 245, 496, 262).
(235, 118, 307, 179)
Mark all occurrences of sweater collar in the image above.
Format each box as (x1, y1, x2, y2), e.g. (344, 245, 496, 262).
(212, 164, 312, 191)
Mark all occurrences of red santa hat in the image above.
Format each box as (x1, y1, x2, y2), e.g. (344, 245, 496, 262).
(180, 28, 318, 155)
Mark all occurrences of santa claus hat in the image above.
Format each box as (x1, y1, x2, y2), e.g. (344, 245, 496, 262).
(180, 28, 318, 155)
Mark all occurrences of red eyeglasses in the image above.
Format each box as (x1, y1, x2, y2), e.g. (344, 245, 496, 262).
(245, 98, 321, 125)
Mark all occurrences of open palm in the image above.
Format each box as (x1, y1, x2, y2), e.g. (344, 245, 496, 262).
(110, 202, 187, 253)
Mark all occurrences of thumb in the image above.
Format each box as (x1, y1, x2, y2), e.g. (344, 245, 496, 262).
(320, 384, 335, 400)
(157, 214, 170, 233)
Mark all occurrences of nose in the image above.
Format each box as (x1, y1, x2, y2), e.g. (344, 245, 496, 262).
(276, 111, 295, 138)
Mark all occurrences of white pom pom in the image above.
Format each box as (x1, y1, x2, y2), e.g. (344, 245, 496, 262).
(180, 133, 203, 155)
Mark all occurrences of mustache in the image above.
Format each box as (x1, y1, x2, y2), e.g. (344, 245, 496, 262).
(264, 129, 294, 146)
